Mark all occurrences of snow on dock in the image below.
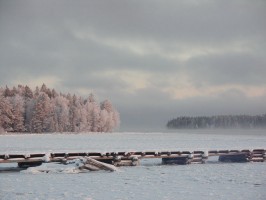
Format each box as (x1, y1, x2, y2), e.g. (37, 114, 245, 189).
(0, 149, 265, 171)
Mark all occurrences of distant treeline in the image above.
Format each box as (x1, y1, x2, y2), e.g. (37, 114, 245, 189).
(167, 114, 266, 129)
(0, 84, 120, 133)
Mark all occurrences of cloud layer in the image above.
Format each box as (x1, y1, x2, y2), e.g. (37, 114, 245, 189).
(0, 0, 265, 131)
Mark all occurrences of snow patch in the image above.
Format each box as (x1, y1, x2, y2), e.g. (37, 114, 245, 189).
(22, 161, 82, 174)
(42, 153, 51, 162)
(22, 157, 117, 174)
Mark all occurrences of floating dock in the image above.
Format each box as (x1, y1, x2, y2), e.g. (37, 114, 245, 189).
(0, 149, 265, 168)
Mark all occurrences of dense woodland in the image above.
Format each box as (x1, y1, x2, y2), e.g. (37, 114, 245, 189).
(0, 84, 120, 133)
(167, 114, 266, 129)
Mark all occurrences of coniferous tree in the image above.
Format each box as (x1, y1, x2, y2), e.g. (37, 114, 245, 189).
(91, 105, 101, 132)
(0, 95, 14, 131)
(54, 95, 70, 132)
(167, 114, 266, 129)
(31, 92, 50, 133)
(24, 85, 34, 99)
(100, 99, 120, 132)
(0, 84, 120, 133)
(10, 95, 25, 132)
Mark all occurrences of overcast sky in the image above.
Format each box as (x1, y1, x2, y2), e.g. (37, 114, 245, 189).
(0, 0, 265, 131)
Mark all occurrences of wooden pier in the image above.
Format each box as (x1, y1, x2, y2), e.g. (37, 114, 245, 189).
(0, 149, 265, 169)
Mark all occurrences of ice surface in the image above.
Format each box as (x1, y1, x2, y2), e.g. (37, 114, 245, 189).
(0, 130, 266, 200)
(0, 129, 266, 154)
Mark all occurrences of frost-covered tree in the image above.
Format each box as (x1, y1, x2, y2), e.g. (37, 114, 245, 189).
(40, 83, 47, 93)
(0, 95, 14, 131)
(167, 114, 266, 129)
(24, 85, 34, 100)
(68, 95, 87, 132)
(0, 84, 120, 133)
(4, 86, 13, 97)
(31, 92, 51, 133)
(68, 95, 77, 132)
(91, 105, 101, 132)
(10, 95, 25, 132)
(54, 95, 70, 132)
(100, 100, 120, 132)
(51, 89, 58, 98)
(84, 94, 100, 132)
(43, 96, 57, 132)
(34, 86, 40, 97)
(99, 109, 109, 132)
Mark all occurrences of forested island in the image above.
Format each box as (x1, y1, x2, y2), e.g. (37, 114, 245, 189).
(0, 84, 120, 133)
(167, 114, 266, 129)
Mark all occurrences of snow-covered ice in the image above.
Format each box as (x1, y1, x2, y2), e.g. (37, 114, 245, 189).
(0, 129, 266, 200)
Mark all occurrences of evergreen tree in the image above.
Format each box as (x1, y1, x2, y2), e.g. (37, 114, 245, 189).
(91, 105, 101, 132)
(54, 95, 70, 132)
(31, 92, 50, 133)
(0, 95, 14, 131)
(24, 85, 33, 99)
(10, 95, 25, 132)
(100, 100, 120, 132)
(0, 84, 120, 133)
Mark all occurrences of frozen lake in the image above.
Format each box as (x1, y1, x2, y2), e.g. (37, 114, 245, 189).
(0, 130, 266, 200)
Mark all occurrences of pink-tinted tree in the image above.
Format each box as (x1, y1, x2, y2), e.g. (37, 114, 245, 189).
(0, 85, 120, 133)
(24, 85, 34, 100)
(31, 92, 51, 133)
(54, 95, 70, 132)
(100, 100, 120, 132)
(0, 95, 14, 131)
(10, 95, 25, 132)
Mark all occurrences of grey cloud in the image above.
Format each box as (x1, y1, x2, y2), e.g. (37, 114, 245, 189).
(0, 0, 265, 131)
(61, 72, 129, 92)
(2, 0, 265, 46)
(186, 52, 266, 86)
(59, 1, 265, 43)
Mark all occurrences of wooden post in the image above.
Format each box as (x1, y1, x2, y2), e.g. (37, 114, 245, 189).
(190, 153, 205, 164)
(83, 157, 117, 171)
(250, 149, 265, 162)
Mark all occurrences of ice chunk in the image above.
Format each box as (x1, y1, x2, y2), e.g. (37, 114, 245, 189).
(43, 153, 51, 162)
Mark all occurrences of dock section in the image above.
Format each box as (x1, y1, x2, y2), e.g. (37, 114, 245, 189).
(0, 149, 265, 168)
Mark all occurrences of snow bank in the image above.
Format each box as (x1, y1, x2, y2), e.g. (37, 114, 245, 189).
(22, 162, 80, 174)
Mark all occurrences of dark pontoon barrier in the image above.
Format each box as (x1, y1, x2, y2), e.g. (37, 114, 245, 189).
(162, 156, 189, 165)
(218, 152, 249, 163)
